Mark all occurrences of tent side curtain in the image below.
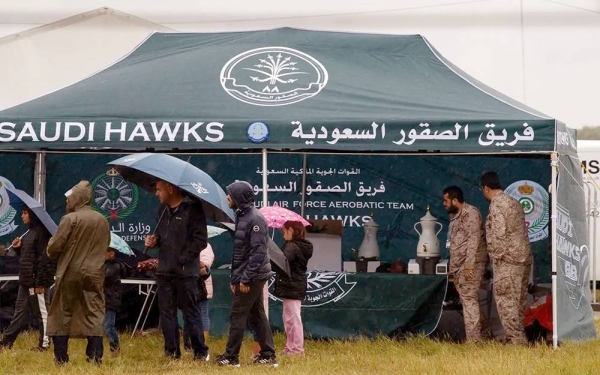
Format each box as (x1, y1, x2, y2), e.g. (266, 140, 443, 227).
(555, 121, 578, 157)
(555, 154, 597, 341)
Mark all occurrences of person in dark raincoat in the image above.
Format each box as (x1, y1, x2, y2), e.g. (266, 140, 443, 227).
(0, 206, 55, 351)
(215, 181, 277, 368)
(104, 247, 130, 353)
(46, 180, 110, 364)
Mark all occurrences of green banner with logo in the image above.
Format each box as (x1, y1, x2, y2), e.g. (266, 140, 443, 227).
(41, 153, 551, 282)
(207, 270, 447, 339)
(0, 153, 36, 275)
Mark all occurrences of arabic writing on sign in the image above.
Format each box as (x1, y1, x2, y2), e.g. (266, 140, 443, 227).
(251, 181, 386, 197)
(477, 123, 534, 147)
(291, 121, 386, 145)
(393, 122, 535, 147)
(288, 121, 536, 148)
(306, 287, 339, 303)
(256, 167, 361, 176)
(393, 123, 467, 145)
(110, 222, 152, 236)
(253, 181, 297, 194)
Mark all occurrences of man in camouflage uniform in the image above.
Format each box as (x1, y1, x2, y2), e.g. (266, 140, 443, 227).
(443, 186, 489, 342)
(481, 172, 532, 345)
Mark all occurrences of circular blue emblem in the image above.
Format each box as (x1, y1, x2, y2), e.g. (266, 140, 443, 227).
(246, 122, 270, 144)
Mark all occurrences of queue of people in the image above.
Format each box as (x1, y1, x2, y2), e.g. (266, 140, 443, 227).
(0, 168, 535, 367)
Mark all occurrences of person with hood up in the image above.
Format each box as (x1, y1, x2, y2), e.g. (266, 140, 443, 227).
(274, 220, 313, 356)
(215, 181, 277, 368)
(46, 180, 110, 364)
(0, 206, 55, 351)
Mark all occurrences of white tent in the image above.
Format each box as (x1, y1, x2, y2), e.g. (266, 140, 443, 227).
(1, 1, 600, 129)
(0, 7, 172, 110)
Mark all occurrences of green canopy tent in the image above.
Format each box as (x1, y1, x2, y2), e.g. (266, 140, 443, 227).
(0, 28, 595, 344)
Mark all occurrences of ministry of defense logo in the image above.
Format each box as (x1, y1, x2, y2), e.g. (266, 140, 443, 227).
(220, 47, 328, 107)
(268, 271, 356, 307)
(505, 180, 549, 242)
(92, 168, 139, 220)
(0, 176, 18, 237)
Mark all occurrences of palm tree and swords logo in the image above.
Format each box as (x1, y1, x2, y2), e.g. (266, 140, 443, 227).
(221, 47, 328, 106)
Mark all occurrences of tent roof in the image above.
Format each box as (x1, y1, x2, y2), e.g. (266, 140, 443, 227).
(0, 28, 559, 153)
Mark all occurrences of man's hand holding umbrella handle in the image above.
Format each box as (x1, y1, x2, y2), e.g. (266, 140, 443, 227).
(144, 235, 157, 249)
(34, 287, 44, 295)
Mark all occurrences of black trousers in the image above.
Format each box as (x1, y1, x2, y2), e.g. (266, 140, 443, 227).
(156, 275, 208, 358)
(52, 335, 103, 364)
(225, 280, 275, 359)
(0, 285, 50, 349)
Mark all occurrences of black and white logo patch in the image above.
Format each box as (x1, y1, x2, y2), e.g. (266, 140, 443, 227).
(252, 225, 260, 232)
(220, 46, 328, 107)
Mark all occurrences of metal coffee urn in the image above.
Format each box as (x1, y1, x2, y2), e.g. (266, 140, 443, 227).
(356, 215, 379, 272)
(413, 206, 443, 275)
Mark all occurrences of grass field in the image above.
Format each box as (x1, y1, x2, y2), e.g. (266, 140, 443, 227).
(1, 321, 600, 375)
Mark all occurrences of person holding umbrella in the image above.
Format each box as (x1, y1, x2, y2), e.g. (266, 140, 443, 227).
(0, 206, 56, 352)
(46, 181, 110, 364)
(109, 153, 232, 360)
(215, 180, 277, 368)
(144, 180, 209, 361)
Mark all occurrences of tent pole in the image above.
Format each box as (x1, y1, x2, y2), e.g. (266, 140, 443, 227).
(551, 152, 558, 349)
(261, 148, 269, 319)
(34, 152, 46, 208)
(262, 149, 268, 208)
(300, 153, 307, 217)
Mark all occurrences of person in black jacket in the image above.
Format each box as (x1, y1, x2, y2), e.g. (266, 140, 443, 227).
(103, 247, 129, 353)
(144, 180, 209, 361)
(274, 221, 313, 355)
(182, 259, 210, 350)
(216, 181, 277, 368)
(0, 206, 56, 351)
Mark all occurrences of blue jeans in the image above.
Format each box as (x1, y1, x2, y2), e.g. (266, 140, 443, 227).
(104, 309, 119, 351)
(199, 300, 210, 332)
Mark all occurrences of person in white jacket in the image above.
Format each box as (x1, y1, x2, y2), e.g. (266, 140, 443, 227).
(199, 243, 215, 342)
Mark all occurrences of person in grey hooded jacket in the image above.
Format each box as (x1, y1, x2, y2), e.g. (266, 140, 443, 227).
(215, 181, 277, 368)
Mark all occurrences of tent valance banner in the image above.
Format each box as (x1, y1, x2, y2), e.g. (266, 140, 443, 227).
(0, 29, 556, 153)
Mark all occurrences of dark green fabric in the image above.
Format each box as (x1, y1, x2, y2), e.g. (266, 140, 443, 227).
(555, 121, 578, 157)
(0, 153, 36, 251)
(37, 153, 551, 282)
(556, 154, 597, 341)
(208, 270, 447, 339)
(0, 29, 556, 152)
